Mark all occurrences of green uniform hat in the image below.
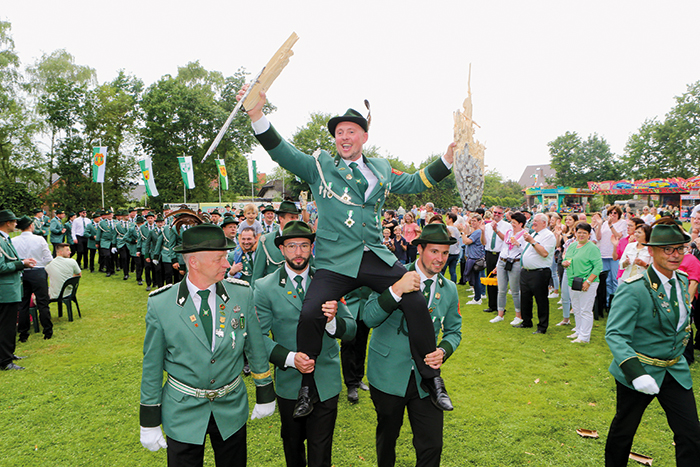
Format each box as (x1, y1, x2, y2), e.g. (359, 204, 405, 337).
(128, 208, 136, 213)
(67, 212, 76, 217)
(276, 200, 301, 215)
(174, 224, 236, 253)
(411, 223, 458, 247)
(92, 212, 102, 219)
(135, 216, 145, 223)
(145, 212, 155, 218)
(103, 209, 112, 215)
(16, 215, 32, 230)
(221, 215, 239, 226)
(261, 204, 275, 213)
(643, 223, 691, 247)
(274, 220, 315, 248)
(210, 209, 221, 216)
(32, 208, 44, 214)
(55, 209, 64, 215)
(155, 215, 164, 222)
(328, 108, 368, 135)
(0, 210, 18, 223)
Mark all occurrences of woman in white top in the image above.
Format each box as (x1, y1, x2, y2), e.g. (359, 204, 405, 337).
(595, 205, 627, 307)
(490, 212, 527, 324)
(618, 224, 652, 283)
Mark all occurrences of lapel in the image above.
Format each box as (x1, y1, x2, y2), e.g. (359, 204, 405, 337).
(212, 281, 230, 354)
(407, 262, 443, 313)
(364, 156, 388, 201)
(279, 267, 302, 311)
(175, 278, 213, 351)
(645, 267, 678, 328)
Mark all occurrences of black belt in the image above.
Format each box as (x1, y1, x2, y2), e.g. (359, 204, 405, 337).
(522, 267, 548, 272)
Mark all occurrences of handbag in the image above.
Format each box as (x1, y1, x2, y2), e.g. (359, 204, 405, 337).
(571, 276, 584, 291)
(473, 257, 487, 272)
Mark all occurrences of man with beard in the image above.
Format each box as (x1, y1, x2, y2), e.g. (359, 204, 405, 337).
(363, 223, 462, 467)
(228, 227, 256, 284)
(255, 221, 356, 467)
(251, 200, 302, 285)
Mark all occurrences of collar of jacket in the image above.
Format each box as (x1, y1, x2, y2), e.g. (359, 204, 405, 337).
(278, 266, 315, 288)
(406, 261, 444, 287)
(176, 276, 231, 307)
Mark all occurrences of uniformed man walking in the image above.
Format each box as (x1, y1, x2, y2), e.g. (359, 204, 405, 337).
(605, 221, 700, 466)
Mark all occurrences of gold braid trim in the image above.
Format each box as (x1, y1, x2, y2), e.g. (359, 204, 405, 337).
(251, 370, 271, 380)
(419, 169, 433, 189)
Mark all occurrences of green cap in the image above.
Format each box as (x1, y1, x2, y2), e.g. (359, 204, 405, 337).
(16, 215, 32, 230)
(411, 223, 457, 247)
(261, 204, 275, 213)
(274, 220, 315, 247)
(643, 223, 691, 247)
(174, 224, 236, 253)
(276, 200, 301, 215)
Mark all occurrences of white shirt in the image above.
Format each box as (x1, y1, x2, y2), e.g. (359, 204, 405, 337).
(598, 219, 627, 258)
(71, 216, 92, 240)
(484, 219, 510, 253)
(652, 265, 688, 331)
(185, 277, 217, 351)
(12, 231, 53, 268)
(641, 213, 655, 225)
(521, 228, 556, 270)
(499, 228, 526, 261)
(619, 242, 652, 281)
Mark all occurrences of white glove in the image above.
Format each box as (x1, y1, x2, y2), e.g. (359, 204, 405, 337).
(153, 260, 159, 266)
(632, 374, 660, 395)
(140, 426, 167, 451)
(111, 247, 117, 254)
(251, 401, 276, 420)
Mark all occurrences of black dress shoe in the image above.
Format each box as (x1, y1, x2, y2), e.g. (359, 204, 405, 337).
(138, 280, 143, 286)
(483, 308, 496, 313)
(532, 330, 546, 334)
(105, 273, 112, 277)
(293, 386, 314, 418)
(18, 336, 28, 343)
(2, 363, 25, 370)
(146, 286, 151, 292)
(12, 354, 27, 360)
(359, 381, 370, 391)
(420, 376, 454, 411)
(123, 275, 129, 280)
(44, 333, 52, 340)
(347, 387, 359, 404)
(513, 323, 533, 328)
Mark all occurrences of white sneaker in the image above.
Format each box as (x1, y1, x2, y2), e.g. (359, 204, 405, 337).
(571, 338, 588, 344)
(510, 317, 523, 326)
(557, 300, 562, 304)
(557, 306, 563, 310)
(490, 315, 504, 323)
(548, 292, 559, 299)
(567, 333, 579, 339)
(466, 299, 482, 305)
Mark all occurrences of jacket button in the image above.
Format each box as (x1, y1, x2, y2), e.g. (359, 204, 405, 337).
(362, 205, 365, 208)
(210, 379, 216, 384)
(211, 359, 216, 364)
(362, 223, 366, 227)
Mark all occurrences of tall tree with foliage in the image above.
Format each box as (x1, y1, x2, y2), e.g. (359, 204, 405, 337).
(482, 169, 524, 208)
(548, 131, 620, 187)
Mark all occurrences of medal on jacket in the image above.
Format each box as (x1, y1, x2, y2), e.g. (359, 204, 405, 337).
(344, 210, 355, 228)
(341, 187, 352, 203)
(215, 329, 224, 338)
(231, 331, 236, 349)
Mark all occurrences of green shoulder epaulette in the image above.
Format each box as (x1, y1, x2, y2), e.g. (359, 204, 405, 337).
(149, 283, 174, 297)
(677, 269, 688, 277)
(624, 273, 644, 283)
(225, 277, 250, 287)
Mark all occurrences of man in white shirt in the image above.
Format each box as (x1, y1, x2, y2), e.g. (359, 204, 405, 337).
(71, 208, 91, 270)
(13, 216, 54, 341)
(45, 244, 81, 300)
(483, 207, 510, 313)
(515, 214, 556, 334)
(641, 206, 655, 225)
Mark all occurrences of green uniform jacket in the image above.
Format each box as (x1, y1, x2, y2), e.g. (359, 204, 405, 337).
(32, 216, 49, 238)
(64, 221, 73, 246)
(50, 217, 65, 244)
(256, 125, 451, 278)
(137, 224, 152, 256)
(0, 234, 25, 303)
(363, 263, 462, 398)
(84, 223, 98, 249)
(159, 225, 180, 263)
(140, 277, 274, 444)
(605, 267, 693, 390)
(255, 267, 356, 401)
(147, 228, 164, 261)
(96, 220, 116, 249)
(123, 224, 139, 256)
(115, 221, 129, 249)
(251, 230, 284, 285)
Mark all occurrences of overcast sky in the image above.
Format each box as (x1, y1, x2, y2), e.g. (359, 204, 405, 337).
(4, 1, 700, 182)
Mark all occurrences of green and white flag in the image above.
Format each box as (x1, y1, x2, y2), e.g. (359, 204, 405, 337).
(248, 159, 258, 184)
(92, 146, 107, 183)
(215, 159, 229, 190)
(139, 157, 159, 197)
(178, 156, 195, 189)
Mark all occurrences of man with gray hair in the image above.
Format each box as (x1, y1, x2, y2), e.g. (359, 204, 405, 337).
(515, 213, 556, 334)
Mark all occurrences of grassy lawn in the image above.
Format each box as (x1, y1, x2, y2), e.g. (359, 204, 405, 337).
(1, 270, 698, 466)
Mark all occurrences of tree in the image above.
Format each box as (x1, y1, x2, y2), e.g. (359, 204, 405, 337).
(481, 169, 524, 208)
(622, 81, 700, 179)
(548, 132, 620, 187)
(0, 180, 41, 214)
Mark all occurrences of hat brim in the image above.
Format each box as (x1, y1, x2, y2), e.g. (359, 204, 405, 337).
(173, 237, 236, 254)
(328, 116, 368, 135)
(411, 237, 458, 247)
(274, 233, 316, 248)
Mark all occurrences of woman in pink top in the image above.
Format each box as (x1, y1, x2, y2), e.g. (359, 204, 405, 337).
(402, 212, 421, 263)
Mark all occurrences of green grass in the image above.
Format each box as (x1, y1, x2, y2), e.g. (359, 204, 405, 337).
(1, 271, 698, 466)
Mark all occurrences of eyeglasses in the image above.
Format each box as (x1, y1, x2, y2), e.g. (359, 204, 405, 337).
(284, 242, 311, 251)
(658, 245, 689, 255)
(493, 211, 503, 216)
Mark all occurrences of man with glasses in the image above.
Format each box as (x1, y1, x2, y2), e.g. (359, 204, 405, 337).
(483, 206, 509, 313)
(605, 221, 700, 466)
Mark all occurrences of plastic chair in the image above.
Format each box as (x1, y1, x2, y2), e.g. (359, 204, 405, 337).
(49, 276, 81, 322)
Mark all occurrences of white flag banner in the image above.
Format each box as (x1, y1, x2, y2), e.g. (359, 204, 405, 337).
(139, 157, 159, 197)
(92, 146, 107, 183)
(178, 156, 195, 189)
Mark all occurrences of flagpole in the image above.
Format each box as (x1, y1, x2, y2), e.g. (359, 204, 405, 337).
(99, 140, 105, 208)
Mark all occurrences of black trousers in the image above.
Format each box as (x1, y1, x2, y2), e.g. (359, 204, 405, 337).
(163, 262, 174, 285)
(76, 236, 88, 268)
(88, 248, 97, 272)
(152, 260, 164, 288)
(144, 258, 154, 287)
(370, 375, 443, 467)
(100, 247, 114, 274)
(0, 301, 20, 367)
(520, 268, 551, 332)
(605, 373, 700, 467)
(118, 246, 130, 277)
(485, 250, 499, 310)
(278, 395, 338, 467)
(18, 269, 52, 339)
(298, 252, 439, 390)
(341, 318, 370, 389)
(167, 414, 246, 467)
(133, 255, 143, 281)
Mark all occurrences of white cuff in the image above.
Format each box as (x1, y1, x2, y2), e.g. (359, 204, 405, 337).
(251, 115, 270, 135)
(389, 285, 402, 303)
(325, 317, 337, 335)
(441, 155, 453, 170)
(285, 351, 296, 368)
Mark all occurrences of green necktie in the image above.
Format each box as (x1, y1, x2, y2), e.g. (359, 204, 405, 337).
(668, 277, 680, 325)
(422, 279, 433, 306)
(294, 275, 305, 301)
(490, 225, 497, 249)
(349, 162, 369, 197)
(197, 290, 213, 345)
